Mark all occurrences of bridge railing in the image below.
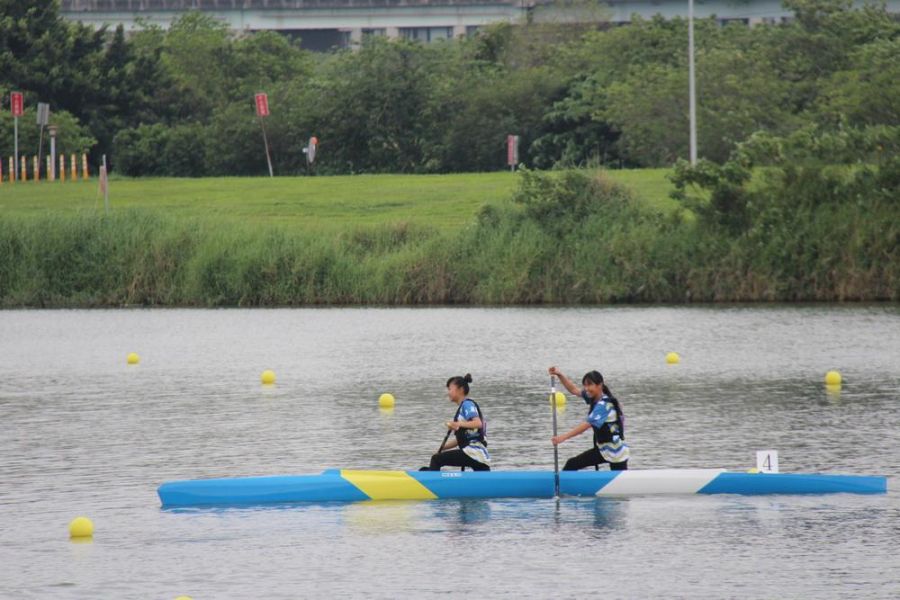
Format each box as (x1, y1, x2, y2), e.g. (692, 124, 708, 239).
(61, 0, 525, 10)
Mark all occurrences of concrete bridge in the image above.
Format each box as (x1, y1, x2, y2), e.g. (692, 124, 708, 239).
(60, 1, 900, 51)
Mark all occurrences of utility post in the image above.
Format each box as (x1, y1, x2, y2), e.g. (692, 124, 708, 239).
(688, 0, 698, 165)
(49, 125, 58, 181)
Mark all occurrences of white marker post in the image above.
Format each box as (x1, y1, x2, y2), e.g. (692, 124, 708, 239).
(36, 102, 50, 180)
(48, 125, 58, 181)
(100, 154, 109, 214)
(756, 450, 779, 473)
(255, 93, 274, 177)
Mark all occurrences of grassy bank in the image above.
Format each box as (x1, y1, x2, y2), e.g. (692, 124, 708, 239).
(1, 168, 895, 307)
(0, 169, 679, 229)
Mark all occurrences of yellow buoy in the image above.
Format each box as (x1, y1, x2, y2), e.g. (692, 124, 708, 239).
(69, 516, 94, 538)
(261, 369, 276, 385)
(549, 391, 566, 407)
(378, 393, 396, 408)
(175, 597, 193, 600)
(126, 352, 140, 365)
(666, 352, 680, 364)
(747, 468, 760, 474)
(825, 370, 842, 386)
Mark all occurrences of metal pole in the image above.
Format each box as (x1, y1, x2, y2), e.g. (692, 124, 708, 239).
(102, 154, 109, 215)
(37, 125, 45, 180)
(259, 117, 274, 178)
(14, 116, 19, 180)
(688, 0, 698, 165)
(49, 128, 57, 180)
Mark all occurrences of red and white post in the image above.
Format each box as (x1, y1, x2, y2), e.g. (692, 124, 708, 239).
(507, 134, 519, 172)
(255, 93, 274, 178)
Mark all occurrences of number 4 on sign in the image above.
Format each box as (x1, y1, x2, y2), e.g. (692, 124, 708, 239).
(756, 450, 779, 473)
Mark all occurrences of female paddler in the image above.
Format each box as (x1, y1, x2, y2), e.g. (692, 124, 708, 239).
(548, 367, 629, 471)
(421, 373, 491, 471)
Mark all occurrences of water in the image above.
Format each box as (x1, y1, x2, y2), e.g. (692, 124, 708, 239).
(1, 306, 899, 598)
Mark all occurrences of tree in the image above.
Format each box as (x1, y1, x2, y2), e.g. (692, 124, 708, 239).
(820, 38, 900, 127)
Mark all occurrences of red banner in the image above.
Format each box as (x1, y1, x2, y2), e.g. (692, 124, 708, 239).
(507, 135, 519, 166)
(255, 93, 269, 117)
(11, 92, 24, 117)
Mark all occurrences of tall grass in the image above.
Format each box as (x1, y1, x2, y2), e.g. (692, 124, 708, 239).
(1, 170, 896, 307)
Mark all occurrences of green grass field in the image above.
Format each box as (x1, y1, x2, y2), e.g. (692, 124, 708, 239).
(0, 169, 677, 229)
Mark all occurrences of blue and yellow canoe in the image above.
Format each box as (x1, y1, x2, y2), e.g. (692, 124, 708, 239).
(157, 468, 887, 507)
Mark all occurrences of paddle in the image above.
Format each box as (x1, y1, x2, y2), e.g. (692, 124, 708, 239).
(437, 427, 453, 456)
(420, 404, 466, 472)
(418, 427, 453, 471)
(550, 376, 560, 498)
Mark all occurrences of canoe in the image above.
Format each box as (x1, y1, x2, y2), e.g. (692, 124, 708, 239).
(157, 468, 887, 507)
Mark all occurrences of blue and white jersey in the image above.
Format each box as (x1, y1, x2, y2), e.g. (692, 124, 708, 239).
(583, 392, 629, 464)
(457, 398, 490, 465)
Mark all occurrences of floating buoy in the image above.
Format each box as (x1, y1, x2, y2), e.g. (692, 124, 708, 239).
(747, 468, 760, 474)
(174, 597, 193, 600)
(69, 516, 94, 538)
(261, 370, 276, 385)
(378, 393, 395, 409)
(549, 391, 566, 407)
(666, 352, 680, 365)
(825, 370, 842, 386)
(127, 352, 140, 365)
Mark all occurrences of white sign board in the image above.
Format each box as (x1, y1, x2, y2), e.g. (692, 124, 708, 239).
(36, 102, 50, 126)
(756, 450, 779, 473)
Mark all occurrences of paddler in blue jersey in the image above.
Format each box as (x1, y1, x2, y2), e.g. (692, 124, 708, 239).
(549, 367, 629, 471)
(421, 373, 491, 471)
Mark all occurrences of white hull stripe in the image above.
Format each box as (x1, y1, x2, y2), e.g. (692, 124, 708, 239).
(595, 468, 726, 496)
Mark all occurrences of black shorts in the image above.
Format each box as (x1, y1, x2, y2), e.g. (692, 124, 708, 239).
(422, 449, 490, 471)
(562, 447, 628, 471)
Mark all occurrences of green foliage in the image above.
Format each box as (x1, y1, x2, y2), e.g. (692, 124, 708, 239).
(668, 125, 900, 299)
(0, 162, 896, 306)
(3, 1, 899, 174)
(669, 157, 752, 232)
(112, 124, 169, 176)
(820, 37, 900, 127)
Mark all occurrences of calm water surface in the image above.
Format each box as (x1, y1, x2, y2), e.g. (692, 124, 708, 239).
(1, 306, 899, 598)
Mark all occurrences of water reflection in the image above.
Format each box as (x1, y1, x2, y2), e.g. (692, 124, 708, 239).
(427, 499, 493, 529)
(343, 500, 422, 535)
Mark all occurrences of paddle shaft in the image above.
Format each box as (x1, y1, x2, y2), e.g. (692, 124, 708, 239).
(551, 376, 560, 497)
(437, 428, 453, 455)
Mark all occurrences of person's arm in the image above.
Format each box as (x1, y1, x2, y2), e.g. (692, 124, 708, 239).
(552, 421, 591, 446)
(549, 366, 582, 397)
(447, 400, 483, 432)
(440, 436, 459, 451)
(447, 417, 483, 431)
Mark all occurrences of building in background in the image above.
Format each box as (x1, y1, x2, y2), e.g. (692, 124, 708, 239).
(59, 0, 900, 51)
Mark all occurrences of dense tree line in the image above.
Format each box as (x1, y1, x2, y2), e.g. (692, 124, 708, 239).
(1, 0, 898, 176)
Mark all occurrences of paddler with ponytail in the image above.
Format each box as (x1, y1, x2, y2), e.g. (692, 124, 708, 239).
(421, 373, 491, 472)
(548, 367, 629, 471)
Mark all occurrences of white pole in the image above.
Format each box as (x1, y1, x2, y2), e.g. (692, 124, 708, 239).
(688, 0, 698, 165)
(259, 117, 274, 178)
(14, 116, 19, 180)
(50, 129, 56, 180)
(102, 154, 109, 215)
